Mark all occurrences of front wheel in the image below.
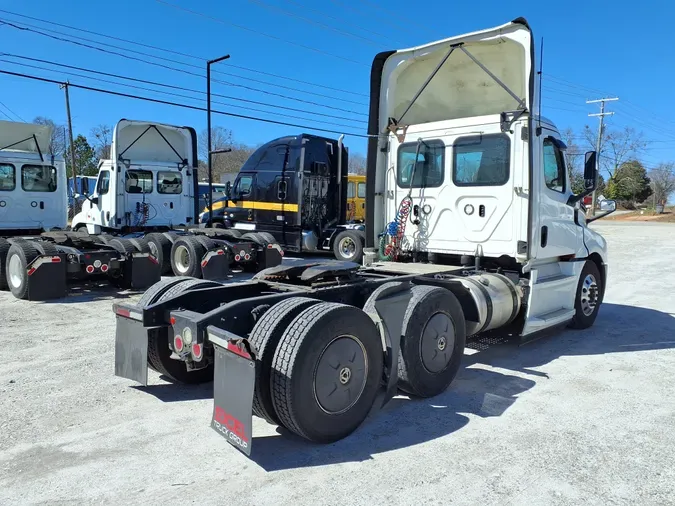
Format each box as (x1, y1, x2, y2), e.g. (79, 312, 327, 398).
(568, 260, 603, 329)
(333, 230, 363, 263)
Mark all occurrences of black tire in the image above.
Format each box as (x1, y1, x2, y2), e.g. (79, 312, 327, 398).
(109, 238, 136, 255)
(333, 230, 364, 263)
(212, 222, 225, 229)
(169, 236, 206, 278)
(568, 260, 603, 329)
(34, 241, 59, 257)
(129, 237, 151, 254)
(219, 228, 242, 238)
(146, 233, 173, 274)
(271, 302, 384, 443)
(193, 235, 219, 251)
(241, 232, 266, 246)
(0, 238, 11, 291)
(396, 285, 466, 398)
(257, 232, 276, 244)
(147, 278, 221, 383)
(4, 241, 40, 299)
(248, 297, 322, 425)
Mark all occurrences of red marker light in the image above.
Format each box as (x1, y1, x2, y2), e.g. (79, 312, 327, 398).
(51, 256, 61, 263)
(86, 265, 95, 274)
(170, 317, 176, 325)
(27, 267, 36, 276)
(100, 264, 109, 272)
(174, 335, 184, 352)
(192, 343, 202, 360)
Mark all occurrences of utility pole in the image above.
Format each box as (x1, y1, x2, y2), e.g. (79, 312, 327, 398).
(587, 97, 618, 216)
(60, 81, 77, 181)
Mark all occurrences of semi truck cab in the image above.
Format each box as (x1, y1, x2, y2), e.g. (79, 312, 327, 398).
(72, 119, 199, 234)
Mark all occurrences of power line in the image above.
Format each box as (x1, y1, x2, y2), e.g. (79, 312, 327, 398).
(0, 8, 369, 98)
(353, 0, 431, 31)
(284, 0, 403, 45)
(0, 68, 373, 139)
(0, 53, 366, 125)
(0, 98, 25, 121)
(0, 19, 369, 114)
(154, 0, 369, 67)
(247, 0, 380, 46)
(0, 58, 365, 131)
(0, 106, 12, 120)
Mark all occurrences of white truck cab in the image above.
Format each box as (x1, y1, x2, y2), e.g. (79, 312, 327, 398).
(366, 18, 615, 336)
(72, 119, 198, 234)
(0, 120, 67, 233)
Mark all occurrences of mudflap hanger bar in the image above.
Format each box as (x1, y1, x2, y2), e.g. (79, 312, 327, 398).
(387, 43, 527, 143)
(208, 280, 413, 457)
(117, 124, 189, 170)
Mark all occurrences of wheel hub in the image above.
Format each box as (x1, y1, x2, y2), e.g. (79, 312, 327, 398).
(8, 254, 23, 289)
(314, 335, 367, 414)
(173, 245, 190, 274)
(339, 237, 356, 259)
(420, 312, 455, 374)
(580, 274, 599, 316)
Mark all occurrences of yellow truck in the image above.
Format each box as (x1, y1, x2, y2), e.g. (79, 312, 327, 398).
(346, 173, 366, 222)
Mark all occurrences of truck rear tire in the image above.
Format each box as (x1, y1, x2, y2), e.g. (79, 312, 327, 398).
(248, 297, 322, 425)
(0, 238, 11, 291)
(146, 233, 173, 275)
(147, 279, 222, 383)
(129, 237, 151, 254)
(257, 232, 276, 244)
(333, 230, 364, 263)
(241, 232, 266, 246)
(396, 285, 466, 398)
(568, 260, 603, 329)
(109, 238, 136, 255)
(138, 277, 195, 372)
(5, 241, 40, 300)
(271, 302, 384, 443)
(34, 241, 59, 257)
(170, 236, 206, 278)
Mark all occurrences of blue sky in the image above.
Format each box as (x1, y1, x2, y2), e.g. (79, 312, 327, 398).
(1, 0, 674, 171)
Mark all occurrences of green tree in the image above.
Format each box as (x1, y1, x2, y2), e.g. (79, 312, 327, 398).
(608, 160, 652, 206)
(66, 135, 98, 177)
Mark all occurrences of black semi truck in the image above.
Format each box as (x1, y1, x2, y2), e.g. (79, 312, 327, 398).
(198, 133, 367, 262)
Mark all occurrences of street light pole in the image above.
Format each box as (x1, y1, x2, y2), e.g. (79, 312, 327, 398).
(206, 54, 230, 225)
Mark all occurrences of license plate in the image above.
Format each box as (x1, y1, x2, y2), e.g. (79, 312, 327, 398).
(234, 223, 256, 230)
(211, 340, 256, 456)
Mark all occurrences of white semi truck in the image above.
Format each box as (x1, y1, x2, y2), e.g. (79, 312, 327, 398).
(0, 119, 282, 300)
(113, 18, 616, 457)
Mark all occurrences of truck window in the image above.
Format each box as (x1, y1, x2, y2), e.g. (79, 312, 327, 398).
(157, 171, 182, 194)
(21, 165, 57, 192)
(125, 170, 153, 194)
(543, 138, 566, 193)
(357, 182, 366, 198)
(97, 170, 110, 195)
(347, 182, 355, 198)
(235, 175, 253, 196)
(453, 135, 510, 187)
(397, 139, 445, 189)
(0, 163, 15, 191)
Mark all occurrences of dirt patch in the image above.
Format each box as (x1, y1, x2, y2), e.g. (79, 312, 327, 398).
(605, 210, 675, 222)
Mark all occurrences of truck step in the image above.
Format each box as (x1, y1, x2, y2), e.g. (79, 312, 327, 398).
(522, 308, 575, 336)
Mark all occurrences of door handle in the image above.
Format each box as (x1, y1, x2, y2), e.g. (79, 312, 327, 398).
(541, 226, 548, 247)
(39, 201, 44, 210)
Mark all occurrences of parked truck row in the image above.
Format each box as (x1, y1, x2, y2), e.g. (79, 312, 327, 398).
(114, 18, 617, 458)
(0, 119, 283, 300)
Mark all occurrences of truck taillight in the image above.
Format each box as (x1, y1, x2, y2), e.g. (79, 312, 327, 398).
(174, 335, 184, 352)
(191, 343, 202, 360)
(100, 264, 109, 272)
(86, 265, 95, 274)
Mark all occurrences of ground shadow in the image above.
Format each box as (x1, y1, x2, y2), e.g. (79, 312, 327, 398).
(131, 379, 213, 402)
(245, 303, 675, 471)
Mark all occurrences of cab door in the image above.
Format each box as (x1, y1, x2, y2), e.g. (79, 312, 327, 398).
(533, 132, 581, 259)
(19, 163, 61, 229)
(230, 172, 256, 231)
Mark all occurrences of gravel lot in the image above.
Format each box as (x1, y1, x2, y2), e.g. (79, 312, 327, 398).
(1, 221, 674, 506)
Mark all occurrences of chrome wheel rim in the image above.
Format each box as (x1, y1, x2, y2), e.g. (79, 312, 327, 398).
(148, 241, 158, 259)
(338, 236, 356, 259)
(173, 245, 190, 274)
(8, 254, 24, 289)
(580, 274, 599, 316)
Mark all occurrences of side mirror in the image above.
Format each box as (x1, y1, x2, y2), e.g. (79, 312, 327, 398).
(89, 196, 99, 205)
(225, 181, 232, 198)
(584, 151, 597, 191)
(82, 178, 90, 195)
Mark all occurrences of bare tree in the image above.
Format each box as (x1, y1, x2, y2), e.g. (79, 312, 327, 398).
(348, 153, 366, 175)
(32, 116, 65, 157)
(649, 162, 675, 205)
(90, 124, 112, 160)
(583, 125, 647, 179)
(198, 127, 255, 181)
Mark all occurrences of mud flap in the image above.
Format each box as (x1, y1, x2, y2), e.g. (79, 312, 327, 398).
(201, 248, 231, 280)
(259, 243, 283, 270)
(208, 326, 256, 456)
(122, 253, 161, 289)
(113, 306, 149, 386)
(26, 255, 67, 300)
